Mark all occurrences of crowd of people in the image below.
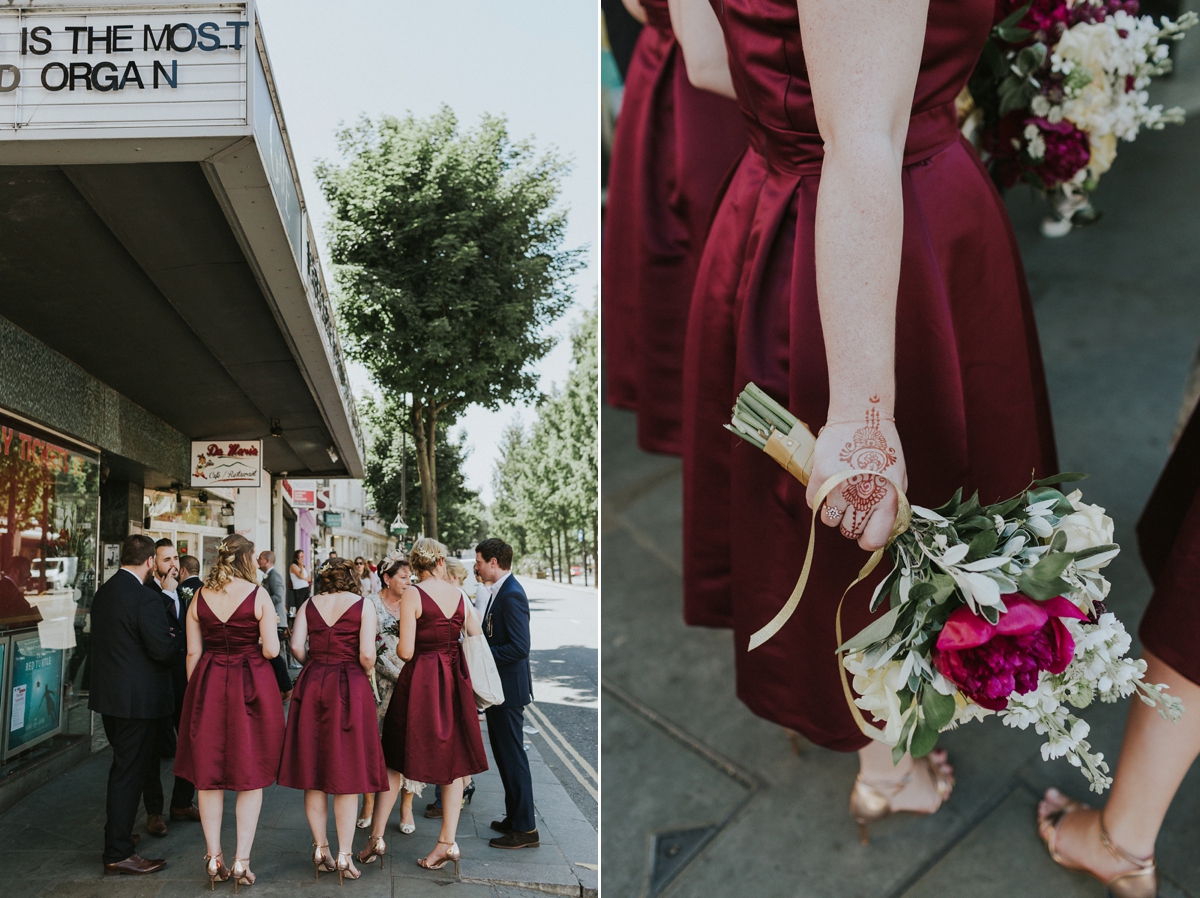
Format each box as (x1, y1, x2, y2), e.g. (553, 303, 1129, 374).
(87, 531, 539, 885)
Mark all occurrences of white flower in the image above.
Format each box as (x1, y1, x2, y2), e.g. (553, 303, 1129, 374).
(843, 654, 907, 745)
(1055, 490, 1115, 552)
(1024, 124, 1047, 160)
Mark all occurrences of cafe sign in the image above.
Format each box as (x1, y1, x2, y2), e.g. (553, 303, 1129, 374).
(191, 439, 261, 488)
(0, 6, 251, 133)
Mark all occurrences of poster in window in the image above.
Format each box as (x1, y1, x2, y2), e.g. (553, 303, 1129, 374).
(5, 632, 63, 757)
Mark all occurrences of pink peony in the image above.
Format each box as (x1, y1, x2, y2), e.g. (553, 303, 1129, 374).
(1030, 117, 1092, 186)
(933, 595, 1087, 711)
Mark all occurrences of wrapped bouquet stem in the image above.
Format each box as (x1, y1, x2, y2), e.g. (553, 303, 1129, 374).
(730, 382, 1183, 790)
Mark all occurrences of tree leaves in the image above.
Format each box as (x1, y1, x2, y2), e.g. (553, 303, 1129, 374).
(318, 108, 585, 535)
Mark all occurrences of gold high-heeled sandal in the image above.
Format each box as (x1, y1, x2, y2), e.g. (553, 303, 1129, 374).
(356, 835, 387, 869)
(849, 754, 954, 845)
(204, 853, 231, 890)
(230, 857, 254, 893)
(336, 851, 361, 884)
(1038, 799, 1158, 898)
(357, 794, 375, 829)
(312, 842, 337, 879)
(416, 840, 460, 876)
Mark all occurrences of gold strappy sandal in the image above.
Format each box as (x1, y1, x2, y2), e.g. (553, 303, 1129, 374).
(849, 754, 954, 845)
(1038, 799, 1157, 898)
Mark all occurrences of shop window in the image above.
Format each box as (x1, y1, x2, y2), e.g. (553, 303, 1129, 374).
(0, 410, 99, 757)
(0, 411, 100, 640)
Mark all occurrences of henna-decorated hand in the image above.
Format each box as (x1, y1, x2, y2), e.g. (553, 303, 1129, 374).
(805, 402, 908, 551)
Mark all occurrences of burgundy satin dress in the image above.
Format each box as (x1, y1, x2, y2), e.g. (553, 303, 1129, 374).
(175, 588, 285, 791)
(381, 588, 487, 785)
(682, 0, 1057, 751)
(278, 599, 388, 794)
(1138, 399, 1200, 686)
(603, 0, 746, 454)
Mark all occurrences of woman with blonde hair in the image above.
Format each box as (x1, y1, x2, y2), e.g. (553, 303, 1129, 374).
(175, 535, 284, 890)
(279, 557, 388, 883)
(358, 538, 488, 874)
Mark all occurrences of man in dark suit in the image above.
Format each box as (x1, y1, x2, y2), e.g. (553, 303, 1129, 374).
(139, 538, 182, 837)
(88, 534, 182, 874)
(258, 551, 293, 699)
(475, 538, 538, 849)
(146, 544, 200, 826)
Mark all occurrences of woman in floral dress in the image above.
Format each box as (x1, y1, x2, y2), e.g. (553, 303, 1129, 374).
(359, 551, 425, 833)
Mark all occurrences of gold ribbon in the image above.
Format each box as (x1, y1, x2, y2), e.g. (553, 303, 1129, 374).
(746, 469, 913, 743)
(763, 422, 817, 486)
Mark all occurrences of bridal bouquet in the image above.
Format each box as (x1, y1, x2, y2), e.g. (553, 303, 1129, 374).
(963, 0, 1195, 233)
(729, 384, 1183, 792)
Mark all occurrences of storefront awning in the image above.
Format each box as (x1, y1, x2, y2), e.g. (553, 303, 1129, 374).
(0, 1, 363, 480)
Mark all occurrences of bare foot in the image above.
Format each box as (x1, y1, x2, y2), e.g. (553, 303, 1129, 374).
(1037, 789, 1146, 883)
(873, 749, 955, 815)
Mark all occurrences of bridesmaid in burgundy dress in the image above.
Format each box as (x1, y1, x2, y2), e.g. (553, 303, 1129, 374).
(1035, 395, 1200, 898)
(603, 0, 746, 454)
(675, 0, 1055, 835)
(175, 534, 284, 890)
(358, 539, 487, 876)
(279, 558, 388, 883)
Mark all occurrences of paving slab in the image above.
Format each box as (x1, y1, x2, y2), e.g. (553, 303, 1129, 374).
(602, 111, 1200, 896)
(0, 716, 596, 898)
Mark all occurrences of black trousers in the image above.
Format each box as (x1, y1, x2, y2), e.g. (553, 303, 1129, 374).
(102, 715, 158, 863)
(485, 703, 535, 832)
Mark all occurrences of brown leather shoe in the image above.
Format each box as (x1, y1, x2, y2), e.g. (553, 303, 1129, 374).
(170, 805, 201, 822)
(489, 829, 539, 850)
(490, 819, 512, 834)
(146, 814, 168, 837)
(423, 804, 443, 819)
(103, 853, 167, 875)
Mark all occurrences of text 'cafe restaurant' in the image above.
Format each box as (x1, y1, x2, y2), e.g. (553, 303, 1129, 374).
(0, 1, 364, 808)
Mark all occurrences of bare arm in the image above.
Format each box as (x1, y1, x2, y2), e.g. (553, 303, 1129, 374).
(621, 0, 647, 25)
(801, 0, 926, 550)
(397, 586, 421, 663)
(463, 603, 483, 638)
(185, 598, 203, 680)
(358, 599, 378, 675)
(256, 587, 280, 659)
(669, 0, 735, 99)
(290, 600, 309, 664)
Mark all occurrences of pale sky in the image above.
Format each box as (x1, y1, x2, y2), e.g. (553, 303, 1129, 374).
(254, 0, 599, 504)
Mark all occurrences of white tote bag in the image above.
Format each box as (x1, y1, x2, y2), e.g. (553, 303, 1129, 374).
(462, 632, 505, 710)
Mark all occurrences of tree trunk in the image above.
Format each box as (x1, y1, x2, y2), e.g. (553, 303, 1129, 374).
(426, 408, 439, 540)
(593, 514, 599, 588)
(582, 530, 589, 586)
(547, 535, 556, 583)
(564, 520, 573, 584)
(411, 403, 439, 540)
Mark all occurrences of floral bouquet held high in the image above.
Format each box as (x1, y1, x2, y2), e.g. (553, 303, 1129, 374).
(729, 383, 1183, 792)
(961, 0, 1196, 236)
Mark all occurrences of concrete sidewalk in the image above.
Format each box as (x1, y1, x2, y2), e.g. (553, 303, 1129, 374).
(601, 115, 1200, 895)
(0, 716, 597, 898)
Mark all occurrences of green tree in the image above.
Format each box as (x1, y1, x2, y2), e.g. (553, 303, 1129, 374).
(489, 307, 598, 583)
(360, 395, 488, 552)
(318, 107, 584, 539)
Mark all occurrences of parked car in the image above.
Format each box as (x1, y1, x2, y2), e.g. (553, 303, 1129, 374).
(32, 557, 76, 591)
(570, 566, 583, 578)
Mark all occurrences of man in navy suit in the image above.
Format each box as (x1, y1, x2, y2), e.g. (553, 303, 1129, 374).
(475, 538, 538, 849)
